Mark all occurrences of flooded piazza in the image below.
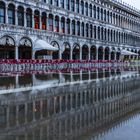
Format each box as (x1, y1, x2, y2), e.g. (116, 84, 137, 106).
(0, 66, 139, 140)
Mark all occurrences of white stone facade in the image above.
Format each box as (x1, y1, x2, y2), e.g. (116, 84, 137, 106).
(0, 0, 140, 60)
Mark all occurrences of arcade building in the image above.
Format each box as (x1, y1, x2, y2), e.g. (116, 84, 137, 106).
(0, 0, 140, 60)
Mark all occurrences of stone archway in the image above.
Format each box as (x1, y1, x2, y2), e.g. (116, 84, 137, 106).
(105, 47, 110, 60)
(51, 41, 60, 59)
(90, 46, 96, 60)
(62, 43, 70, 60)
(98, 46, 103, 60)
(0, 36, 15, 59)
(82, 45, 89, 60)
(19, 37, 32, 59)
(73, 44, 80, 60)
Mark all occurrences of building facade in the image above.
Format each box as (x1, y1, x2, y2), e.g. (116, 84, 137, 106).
(0, 0, 140, 60)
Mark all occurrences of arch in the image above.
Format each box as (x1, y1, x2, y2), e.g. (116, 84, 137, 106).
(105, 47, 110, 60)
(90, 46, 96, 60)
(85, 2, 88, 16)
(82, 45, 88, 60)
(73, 43, 80, 60)
(34, 10, 40, 29)
(62, 42, 70, 60)
(0, 35, 15, 59)
(26, 8, 32, 28)
(66, 18, 70, 34)
(51, 41, 60, 59)
(54, 15, 59, 32)
(8, 3, 15, 25)
(61, 17, 65, 33)
(48, 14, 54, 31)
(42, 12, 47, 30)
(98, 46, 103, 60)
(72, 20, 75, 35)
(19, 37, 32, 59)
(17, 6, 24, 26)
(0, 1, 5, 24)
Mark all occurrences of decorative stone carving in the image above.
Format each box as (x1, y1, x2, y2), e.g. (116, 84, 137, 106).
(19, 38, 32, 47)
(0, 36, 15, 46)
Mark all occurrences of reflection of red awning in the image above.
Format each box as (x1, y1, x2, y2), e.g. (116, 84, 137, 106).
(121, 50, 138, 56)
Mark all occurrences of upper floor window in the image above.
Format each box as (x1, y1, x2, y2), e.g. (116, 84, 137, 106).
(60, 0, 64, 8)
(81, 1, 84, 15)
(89, 4, 92, 17)
(17, 6, 24, 26)
(26, 8, 32, 28)
(34, 10, 40, 29)
(49, 14, 53, 31)
(48, 0, 53, 5)
(54, 0, 59, 6)
(71, 0, 75, 12)
(66, 0, 70, 10)
(8, 4, 15, 25)
(72, 20, 75, 35)
(42, 12, 47, 30)
(85, 3, 88, 16)
(76, 0, 79, 13)
(0, 2, 5, 23)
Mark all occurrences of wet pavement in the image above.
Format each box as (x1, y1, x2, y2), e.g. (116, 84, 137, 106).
(0, 66, 140, 140)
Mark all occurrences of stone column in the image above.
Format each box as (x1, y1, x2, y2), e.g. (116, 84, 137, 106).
(70, 47, 73, 60)
(88, 47, 91, 60)
(24, 9, 27, 27)
(5, 5, 8, 24)
(15, 46, 18, 60)
(96, 46, 98, 60)
(47, 15, 49, 30)
(40, 13, 42, 29)
(80, 47, 82, 60)
(15, 7, 18, 25)
(32, 13, 35, 29)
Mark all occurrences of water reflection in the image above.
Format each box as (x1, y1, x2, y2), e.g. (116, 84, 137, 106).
(0, 67, 140, 140)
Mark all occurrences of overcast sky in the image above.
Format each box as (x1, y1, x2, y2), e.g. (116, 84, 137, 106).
(123, 0, 140, 10)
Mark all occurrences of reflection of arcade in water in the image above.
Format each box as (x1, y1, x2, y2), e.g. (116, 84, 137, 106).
(0, 70, 140, 140)
(0, 67, 139, 91)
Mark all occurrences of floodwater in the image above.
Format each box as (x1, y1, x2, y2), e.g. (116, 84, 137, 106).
(0, 66, 140, 140)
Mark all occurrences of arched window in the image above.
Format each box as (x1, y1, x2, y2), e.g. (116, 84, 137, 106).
(86, 24, 89, 37)
(81, 1, 84, 15)
(17, 6, 24, 26)
(94, 6, 96, 19)
(26, 8, 32, 28)
(94, 26, 96, 39)
(85, 2, 88, 16)
(61, 17, 65, 33)
(81, 22, 84, 37)
(34, 10, 40, 29)
(8, 4, 15, 25)
(55, 16, 59, 32)
(49, 14, 53, 31)
(71, 0, 75, 12)
(42, 12, 47, 30)
(60, 0, 64, 8)
(97, 7, 100, 20)
(76, 0, 79, 13)
(101, 8, 103, 21)
(104, 10, 106, 22)
(54, 0, 59, 6)
(89, 4, 92, 17)
(66, 0, 70, 10)
(101, 27, 103, 40)
(90, 25, 93, 38)
(98, 26, 100, 40)
(110, 12, 112, 24)
(0, 1, 5, 23)
(48, 0, 53, 5)
(66, 19, 70, 34)
(107, 11, 109, 23)
(72, 20, 75, 35)
(77, 21, 80, 36)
